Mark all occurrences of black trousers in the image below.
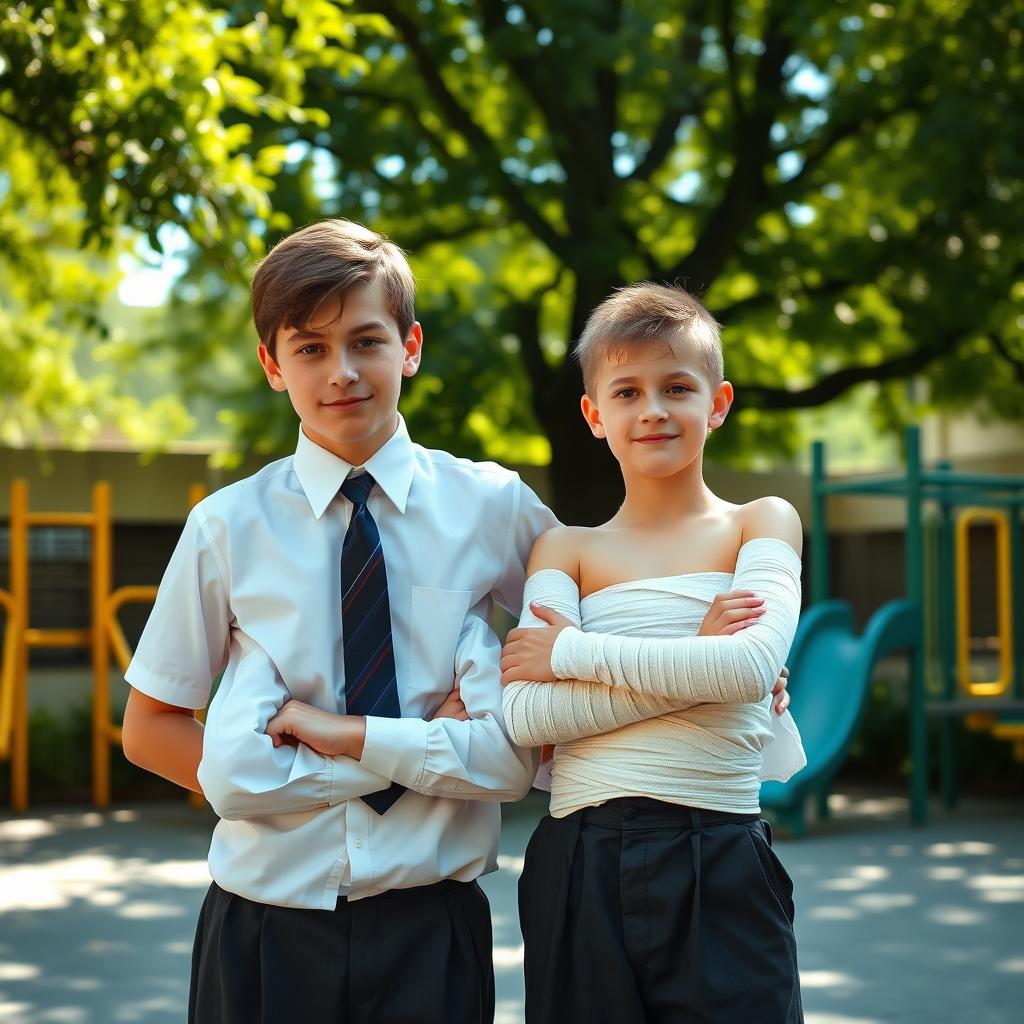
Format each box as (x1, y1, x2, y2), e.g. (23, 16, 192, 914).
(189, 878, 494, 1024)
(518, 798, 803, 1024)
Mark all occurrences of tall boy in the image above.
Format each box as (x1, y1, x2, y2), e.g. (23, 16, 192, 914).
(121, 219, 557, 1024)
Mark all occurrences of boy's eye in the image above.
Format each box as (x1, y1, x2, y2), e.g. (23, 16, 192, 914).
(667, 384, 691, 394)
(354, 336, 384, 349)
(297, 343, 324, 356)
(614, 387, 638, 399)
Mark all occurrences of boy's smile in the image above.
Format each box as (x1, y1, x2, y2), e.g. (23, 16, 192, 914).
(258, 279, 422, 465)
(581, 338, 733, 480)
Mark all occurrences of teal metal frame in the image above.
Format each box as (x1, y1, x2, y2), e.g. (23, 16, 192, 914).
(809, 425, 1024, 825)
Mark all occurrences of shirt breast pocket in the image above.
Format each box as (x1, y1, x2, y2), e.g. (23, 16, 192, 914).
(407, 586, 475, 698)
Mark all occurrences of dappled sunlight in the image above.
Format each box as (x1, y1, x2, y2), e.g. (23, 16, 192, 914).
(494, 1000, 523, 1024)
(805, 1014, 885, 1024)
(926, 841, 996, 857)
(0, 852, 209, 913)
(808, 905, 861, 920)
(116, 901, 187, 920)
(109, 994, 183, 1021)
(493, 944, 524, 968)
(0, 999, 33, 1021)
(1, 797, 1021, 1021)
(968, 874, 1024, 894)
(0, 964, 40, 982)
(0, 819, 57, 842)
(818, 863, 889, 891)
(825, 793, 907, 818)
(800, 970, 861, 989)
(849, 891, 916, 910)
(886, 844, 913, 857)
(496, 853, 525, 872)
(159, 941, 193, 956)
(926, 864, 967, 881)
(818, 876, 876, 891)
(926, 905, 988, 926)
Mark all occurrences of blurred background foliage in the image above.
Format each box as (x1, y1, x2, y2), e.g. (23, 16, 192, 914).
(1, 0, 1023, 521)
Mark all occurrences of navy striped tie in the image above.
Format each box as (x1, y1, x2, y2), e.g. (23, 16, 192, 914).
(341, 472, 405, 814)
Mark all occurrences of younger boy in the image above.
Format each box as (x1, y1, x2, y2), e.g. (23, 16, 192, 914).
(500, 283, 805, 1022)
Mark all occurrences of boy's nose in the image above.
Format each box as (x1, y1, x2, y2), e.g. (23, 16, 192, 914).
(640, 401, 669, 421)
(328, 357, 359, 385)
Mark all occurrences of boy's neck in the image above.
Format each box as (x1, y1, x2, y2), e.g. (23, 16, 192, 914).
(301, 414, 400, 467)
(614, 458, 718, 528)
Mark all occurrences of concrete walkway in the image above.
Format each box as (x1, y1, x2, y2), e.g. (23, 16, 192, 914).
(1, 789, 1022, 1023)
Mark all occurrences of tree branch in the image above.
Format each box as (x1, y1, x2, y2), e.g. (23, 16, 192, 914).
(714, 276, 855, 324)
(332, 86, 453, 157)
(500, 273, 565, 410)
(628, 9, 707, 182)
(734, 333, 960, 411)
(988, 332, 1024, 385)
(400, 217, 512, 251)
(666, 9, 794, 285)
(770, 96, 929, 207)
(365, 0, 570, 261)
(719, 0, 744, 123)
(473, 0, 617, 202)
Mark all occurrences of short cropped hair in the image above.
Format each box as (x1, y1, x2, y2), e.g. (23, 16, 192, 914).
(574, 282, 724, 395)
(252, 219, 416, 358)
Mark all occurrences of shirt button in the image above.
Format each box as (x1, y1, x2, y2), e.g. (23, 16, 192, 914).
(354, 838, 364, 849)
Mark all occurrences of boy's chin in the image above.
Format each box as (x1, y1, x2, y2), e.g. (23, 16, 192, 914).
(620, 452, 699, 478)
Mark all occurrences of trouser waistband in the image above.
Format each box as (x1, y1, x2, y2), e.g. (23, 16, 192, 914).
(568, 796, 757, 829)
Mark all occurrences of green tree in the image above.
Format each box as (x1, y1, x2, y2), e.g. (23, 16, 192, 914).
(4, 1, 1023, 522)
(289, 0, 1024, 521)
(0, 0, 369, 446)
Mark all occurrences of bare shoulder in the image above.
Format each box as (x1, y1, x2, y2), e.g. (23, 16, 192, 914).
(738, 496, 803, 555)
(527, 525, 588, 580)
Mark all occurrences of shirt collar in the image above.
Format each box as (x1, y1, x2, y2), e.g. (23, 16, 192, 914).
(293, 415, 416, 519)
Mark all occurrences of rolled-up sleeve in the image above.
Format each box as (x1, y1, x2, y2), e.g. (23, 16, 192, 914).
(360, 608, 535, 801)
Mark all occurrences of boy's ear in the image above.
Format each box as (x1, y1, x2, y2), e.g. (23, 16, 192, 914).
(708, 379, 734, 431)
(258, 343, 287, 392)
(581, 394, 606, 439)
(401, 322, 423, 379)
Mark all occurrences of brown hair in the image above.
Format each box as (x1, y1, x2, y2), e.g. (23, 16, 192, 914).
(251, 219, 416, 358)
(574, 282, 723, 394)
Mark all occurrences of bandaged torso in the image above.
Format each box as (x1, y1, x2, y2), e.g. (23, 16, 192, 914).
(502, 537, 806, 817)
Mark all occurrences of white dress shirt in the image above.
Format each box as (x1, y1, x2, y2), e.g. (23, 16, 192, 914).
(125, 417, 557, 909)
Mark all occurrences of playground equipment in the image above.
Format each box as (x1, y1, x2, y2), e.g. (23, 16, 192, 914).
(761, 425, 1024, 830)
(0, 479, 204, 811)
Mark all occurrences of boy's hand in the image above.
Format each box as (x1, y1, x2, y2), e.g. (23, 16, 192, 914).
(772, 667, 790, 715)
(698, 590, 765, 636)
(500, 604, 575, 686)
(265, 700, 366, 759)
(432, 686, 469, 721)
(701, 590, 790, 715)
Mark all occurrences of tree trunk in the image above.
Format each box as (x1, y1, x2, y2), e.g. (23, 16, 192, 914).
(543, 373, 623, 525)
(532, 272, 624, 525)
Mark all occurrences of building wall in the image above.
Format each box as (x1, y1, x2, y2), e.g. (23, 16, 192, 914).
(0, 440, 1014, 673)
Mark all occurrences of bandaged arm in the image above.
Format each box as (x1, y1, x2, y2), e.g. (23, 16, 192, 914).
(502, 570, 683, 747)
(550, 538, 802, 704)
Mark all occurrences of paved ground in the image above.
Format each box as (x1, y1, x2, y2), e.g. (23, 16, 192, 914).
(1, 789, 1022, 1023)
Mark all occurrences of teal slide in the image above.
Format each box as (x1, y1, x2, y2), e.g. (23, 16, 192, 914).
(760, 599, 920, 836)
